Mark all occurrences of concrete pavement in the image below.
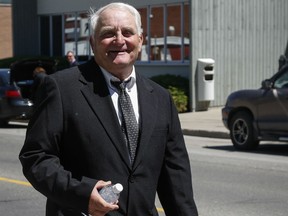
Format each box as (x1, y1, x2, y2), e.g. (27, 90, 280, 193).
(179, 107, 230, 139)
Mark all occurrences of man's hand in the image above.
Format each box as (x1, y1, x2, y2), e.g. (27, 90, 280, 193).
(88, 180, 119, 216)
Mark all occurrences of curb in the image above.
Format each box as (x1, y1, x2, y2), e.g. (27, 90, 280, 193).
(182, 129, 230, 139)
(10, 121, 231, 139)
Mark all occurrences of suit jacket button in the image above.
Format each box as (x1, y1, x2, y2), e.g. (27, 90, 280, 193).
(129, 175, 135, 183)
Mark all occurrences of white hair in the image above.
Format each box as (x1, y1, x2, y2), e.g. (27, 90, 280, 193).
(89, 2, 143, 39)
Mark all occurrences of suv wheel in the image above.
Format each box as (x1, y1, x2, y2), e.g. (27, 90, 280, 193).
(229, 111, 259, 150)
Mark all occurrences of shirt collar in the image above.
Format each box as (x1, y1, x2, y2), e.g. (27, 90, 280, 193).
(101, 66, 136, 91)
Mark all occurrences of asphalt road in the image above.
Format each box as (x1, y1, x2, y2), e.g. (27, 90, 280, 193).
(186, 136, 288, 216)
(0, 126, 46, 215)
(1, 126, 288, 216)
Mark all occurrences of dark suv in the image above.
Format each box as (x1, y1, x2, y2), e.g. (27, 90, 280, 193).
(222, 64, 288, 150)
(0, 59, 57, 125)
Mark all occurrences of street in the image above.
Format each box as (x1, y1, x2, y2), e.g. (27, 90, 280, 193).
(0, 126, 288, 216)
(186, 136, 288, 216)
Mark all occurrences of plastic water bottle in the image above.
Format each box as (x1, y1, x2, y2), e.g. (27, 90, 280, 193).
(99, 183, 123, 204)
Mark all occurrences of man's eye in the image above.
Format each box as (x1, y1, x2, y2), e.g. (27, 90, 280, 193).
(122, 31, 134, 37)
(100, 32, 115, 38)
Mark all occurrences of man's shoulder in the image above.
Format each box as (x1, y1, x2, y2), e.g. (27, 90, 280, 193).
(72, 61, 79, 66)
(53, 66, 79, 77)
(137, 73, 169, 95)
(48, 66, 81, 87)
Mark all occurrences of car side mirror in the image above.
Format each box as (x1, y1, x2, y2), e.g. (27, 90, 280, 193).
(261, 79, 273, 89)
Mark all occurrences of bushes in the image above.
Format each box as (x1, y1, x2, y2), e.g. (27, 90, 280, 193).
(168, 86, 188, 113)
(150, 74, 189, 113)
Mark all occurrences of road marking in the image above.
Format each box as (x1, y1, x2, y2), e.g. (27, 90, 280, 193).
(0, 177, 165, 212)
(0, 177, 31, 187)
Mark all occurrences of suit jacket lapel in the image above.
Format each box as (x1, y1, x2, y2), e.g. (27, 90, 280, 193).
(133, 73, 158, 169)
(78, 60, 131, 167)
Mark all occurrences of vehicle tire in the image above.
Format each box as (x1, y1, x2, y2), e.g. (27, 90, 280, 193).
(229, 111, 259, 150)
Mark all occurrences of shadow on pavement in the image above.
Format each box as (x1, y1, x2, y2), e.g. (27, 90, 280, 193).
(205, 143, 288, 157)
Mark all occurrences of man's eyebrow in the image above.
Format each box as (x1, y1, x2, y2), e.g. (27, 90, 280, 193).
(122, 27, 136, 32)
(99, 26, 115, 33)
(100, 26, 136, 32)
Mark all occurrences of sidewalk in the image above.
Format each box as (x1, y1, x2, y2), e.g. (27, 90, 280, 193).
(178, 107, 230, 139)
(10, 107, 230, 139)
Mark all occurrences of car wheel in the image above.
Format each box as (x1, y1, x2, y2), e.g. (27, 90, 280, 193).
(229, 111, 259, 150)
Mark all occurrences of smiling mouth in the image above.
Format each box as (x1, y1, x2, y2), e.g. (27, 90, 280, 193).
(107, 50, 130, 58)
(109, 50, 127, 54)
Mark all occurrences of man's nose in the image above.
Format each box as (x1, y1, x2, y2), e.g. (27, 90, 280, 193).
(114, 33, 125, 44)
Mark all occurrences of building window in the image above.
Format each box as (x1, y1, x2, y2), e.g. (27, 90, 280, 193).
(52, 15, 63, 56)
(40, 15, 63, 57)
(39, 2, 190, 63)
(138, 3, 190, 63)
(40, 16, 51, 56)
(64, 12, 91, 56)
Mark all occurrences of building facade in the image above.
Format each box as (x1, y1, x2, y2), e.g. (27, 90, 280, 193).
(12, 0, 288, 110)
(0, 0, 12, 59)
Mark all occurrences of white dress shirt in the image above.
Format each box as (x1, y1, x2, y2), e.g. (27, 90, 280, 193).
(101, 67, 139, 125)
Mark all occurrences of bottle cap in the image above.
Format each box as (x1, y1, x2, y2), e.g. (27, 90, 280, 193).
(113, 183, 123, 193)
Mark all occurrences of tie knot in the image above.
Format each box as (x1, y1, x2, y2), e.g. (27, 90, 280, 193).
(111, 78, 131, 91)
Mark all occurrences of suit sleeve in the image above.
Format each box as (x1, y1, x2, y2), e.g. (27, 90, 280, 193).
(157, 94, 198, 216)
(19, 75, 96, 213)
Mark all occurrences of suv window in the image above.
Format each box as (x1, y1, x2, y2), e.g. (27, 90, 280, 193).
(274, 71, 288, 89)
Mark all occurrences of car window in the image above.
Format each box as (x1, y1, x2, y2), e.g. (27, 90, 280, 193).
(274, 71, 288, 89)
(0, 71, 9, 86)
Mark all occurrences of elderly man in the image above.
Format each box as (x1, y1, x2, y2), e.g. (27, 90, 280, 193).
(19, 2, 198, 216)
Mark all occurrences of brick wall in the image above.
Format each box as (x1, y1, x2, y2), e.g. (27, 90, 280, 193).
(0, 5, 13, 59)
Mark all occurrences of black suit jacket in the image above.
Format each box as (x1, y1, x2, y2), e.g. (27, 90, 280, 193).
(19, 59, 198, 216)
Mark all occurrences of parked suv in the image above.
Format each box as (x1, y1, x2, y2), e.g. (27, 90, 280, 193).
(222, 63, 288, 150)
(0, 59, 57, 125)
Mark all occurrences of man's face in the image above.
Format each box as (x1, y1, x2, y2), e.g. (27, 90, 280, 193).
(90, 8, 143, 78)
(67, 53, 74, 63)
